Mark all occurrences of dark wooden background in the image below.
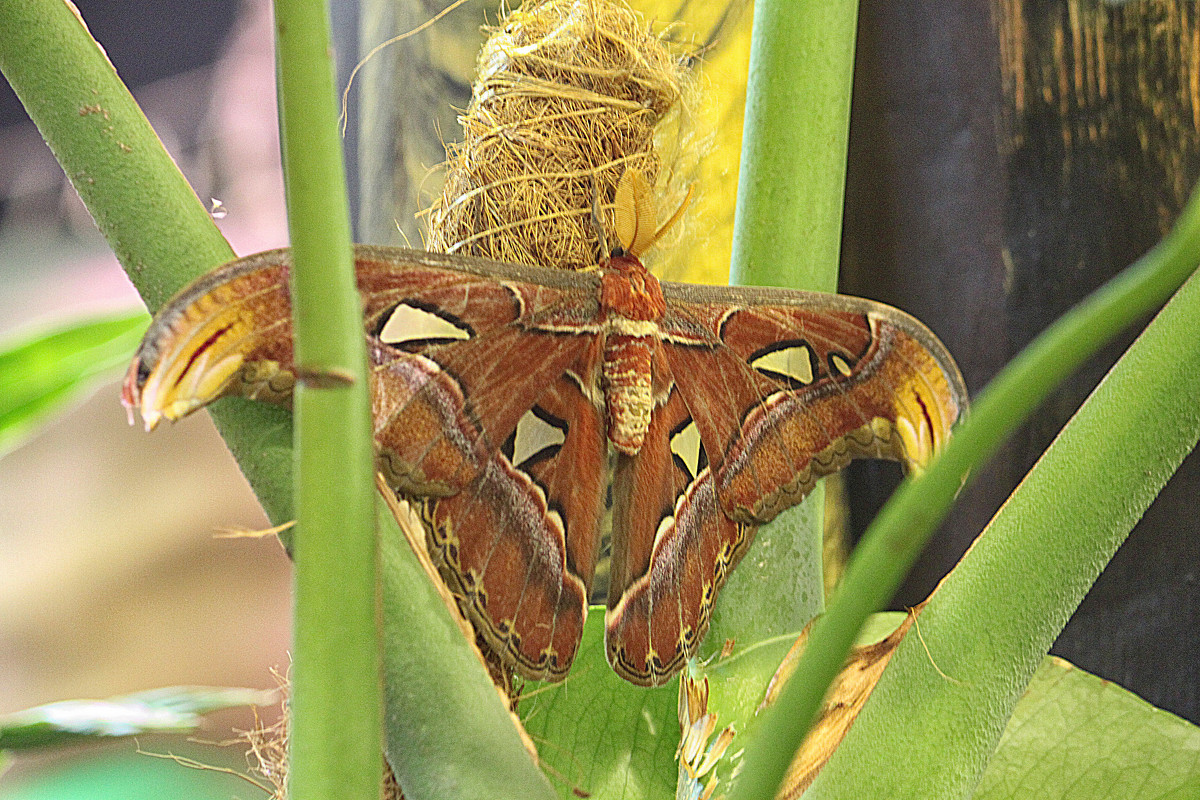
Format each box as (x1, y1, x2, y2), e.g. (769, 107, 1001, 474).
(841, 0, 1200, 725)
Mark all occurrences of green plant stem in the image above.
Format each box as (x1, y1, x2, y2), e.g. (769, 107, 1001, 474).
(0, 1, 232, 307)
(714, 0, 859, 654)
(728, 177, 1200, 800)
(272, 2, 380, 799)
(730, 0, 857, 294)
(0, 0, 295, 523)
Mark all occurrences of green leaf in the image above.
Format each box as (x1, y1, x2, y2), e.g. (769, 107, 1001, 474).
(976, 657, 1200, 799)
(0, 686, 274, 751)
(677, 613, 909, 800)
(0, 312, 148, 459)
(519, 609, 678, 800)
(526, 614, 912, 800)
(0, 748, 258, 800)
(703, 493, 825, 659)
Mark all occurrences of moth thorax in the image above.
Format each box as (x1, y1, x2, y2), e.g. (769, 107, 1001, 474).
(599, 258, 666, 322)
(602, 334, 654, 455)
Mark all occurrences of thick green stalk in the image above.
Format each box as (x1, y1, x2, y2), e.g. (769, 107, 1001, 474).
(0, 0, 231, 310)
(730, 0, 857, 294)
(273, 2, 380, 799)
(728, 174, 1200, 800)
(714, 0, 859, 652)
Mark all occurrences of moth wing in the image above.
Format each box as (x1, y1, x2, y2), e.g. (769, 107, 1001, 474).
(605, 383, 750, 686)
(605, 284, 967, 686)
(659, 284, 967, 523)
(127, 245, 611, 682)
(424, 366, 608, 682)
(128, 245, 602, 498)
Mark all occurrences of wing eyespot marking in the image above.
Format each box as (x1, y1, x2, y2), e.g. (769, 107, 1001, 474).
(749, 340, 817, 389)
(502, 406, 567, 471)
(829, 352, 854, 377)
(653, 513, 675, 549)
(377, 300, 474, 349)
(669, 416, 707, 483)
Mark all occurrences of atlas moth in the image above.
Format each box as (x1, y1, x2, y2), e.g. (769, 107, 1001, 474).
(124, 171, 966, 686)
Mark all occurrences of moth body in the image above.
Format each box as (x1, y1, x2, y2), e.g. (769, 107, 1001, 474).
(598, 252, 667, 455)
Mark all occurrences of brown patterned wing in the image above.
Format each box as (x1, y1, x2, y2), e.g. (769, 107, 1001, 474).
(125, 245, 968, 686)
(659, 283, 967, 523)
(125, 246, 602, 495)
(124, 245, 610, 681)
(123, 250, 298, 430)
(605, 383, 752, 686)
(604, 283, 967, 686)
(421, 367, 608, 681)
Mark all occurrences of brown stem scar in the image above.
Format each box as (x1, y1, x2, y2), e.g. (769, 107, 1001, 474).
(295, 366, 357, 388)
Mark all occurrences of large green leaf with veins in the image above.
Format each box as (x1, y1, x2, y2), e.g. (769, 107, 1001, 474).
(977, 657, 1200, 800)
(519, 609, 678, 800)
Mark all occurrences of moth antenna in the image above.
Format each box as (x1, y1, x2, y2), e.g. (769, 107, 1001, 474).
(613, 169, 646, 256)
(652, 183, 693, 246)
(591, 177, 612, 259)
(618, 170, 662, 257)
(613, 170, 692, 258)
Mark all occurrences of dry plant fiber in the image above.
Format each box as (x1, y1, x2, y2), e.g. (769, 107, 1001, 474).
(426, 0, 691, 270)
